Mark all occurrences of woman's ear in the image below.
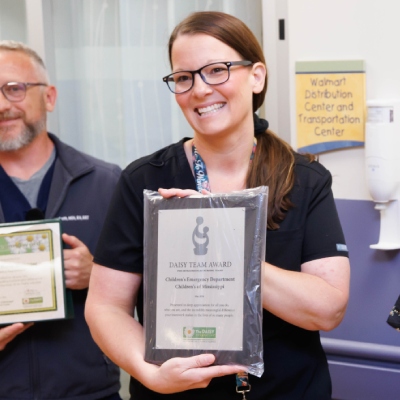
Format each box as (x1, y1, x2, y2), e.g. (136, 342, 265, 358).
(251, 62, 267, 94)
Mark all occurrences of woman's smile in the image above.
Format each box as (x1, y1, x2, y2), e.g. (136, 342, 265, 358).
(195, 102, 225, 116)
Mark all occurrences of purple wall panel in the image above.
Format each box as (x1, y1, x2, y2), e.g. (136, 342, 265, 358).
(320, 199, 400, 399)
(322, 199, 400, 345)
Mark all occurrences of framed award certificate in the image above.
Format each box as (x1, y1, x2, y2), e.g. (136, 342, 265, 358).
(0, 219, 72, 325)
(143, 187, 267, 377)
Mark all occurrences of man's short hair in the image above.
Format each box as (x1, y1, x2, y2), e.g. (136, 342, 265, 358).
(0, 40, 49, 82)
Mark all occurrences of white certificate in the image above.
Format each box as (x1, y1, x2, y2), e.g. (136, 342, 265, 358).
(156, 207, 245, 351)
(0, 220, 68, 324)
(143, 187, 267, 376)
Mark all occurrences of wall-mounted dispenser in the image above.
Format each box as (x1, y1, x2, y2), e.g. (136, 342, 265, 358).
(365, 100, 400, 250)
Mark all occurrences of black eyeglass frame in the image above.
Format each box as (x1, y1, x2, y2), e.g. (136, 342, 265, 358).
(162, 60, 253, 94)
(0, 82, 47, 102)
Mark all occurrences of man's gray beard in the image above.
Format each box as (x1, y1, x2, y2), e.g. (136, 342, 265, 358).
(0, 118, 46, 151)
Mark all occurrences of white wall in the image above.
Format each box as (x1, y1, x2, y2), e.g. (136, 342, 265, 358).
(262, 0, 400, 200)
(0, 0, 26, 41)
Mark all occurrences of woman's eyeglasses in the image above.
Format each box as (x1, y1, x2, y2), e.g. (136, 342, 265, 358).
(163, 60, 253, 94)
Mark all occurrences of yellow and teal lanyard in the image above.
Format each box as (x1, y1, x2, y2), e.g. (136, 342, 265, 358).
(192, 138, 257, 193)
(236, 371, 251, 399)
(191, 138, 257, 398)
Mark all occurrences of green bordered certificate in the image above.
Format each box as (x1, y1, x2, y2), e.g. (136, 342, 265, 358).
(0, 219, 71, 325)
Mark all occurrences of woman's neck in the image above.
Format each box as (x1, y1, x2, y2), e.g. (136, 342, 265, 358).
(184, 131, 255, 193)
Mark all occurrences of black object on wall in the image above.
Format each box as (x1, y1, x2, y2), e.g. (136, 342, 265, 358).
(279, 19, 285, 40)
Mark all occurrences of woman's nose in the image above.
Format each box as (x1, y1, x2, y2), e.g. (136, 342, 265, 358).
(191, 73, 212, 96)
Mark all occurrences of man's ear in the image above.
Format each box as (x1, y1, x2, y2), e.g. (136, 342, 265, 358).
(251, 62, 267, 94)
(44, 85, 57, 112)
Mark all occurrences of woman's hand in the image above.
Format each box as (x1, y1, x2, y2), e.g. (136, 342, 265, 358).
(142, 354, 244, 394)
(158, 188, 210, 198)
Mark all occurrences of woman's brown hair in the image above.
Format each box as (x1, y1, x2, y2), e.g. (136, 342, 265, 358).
(168, 11, 314, 229)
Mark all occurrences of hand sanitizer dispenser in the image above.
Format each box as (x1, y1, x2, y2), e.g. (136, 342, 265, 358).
(365, 100, 400, 250)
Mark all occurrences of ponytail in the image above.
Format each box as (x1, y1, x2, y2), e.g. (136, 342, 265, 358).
(248, 116, 315, 230)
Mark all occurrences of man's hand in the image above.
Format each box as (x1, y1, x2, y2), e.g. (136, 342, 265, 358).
(0, 323, 34, 350)
(62, 233, 93, 290)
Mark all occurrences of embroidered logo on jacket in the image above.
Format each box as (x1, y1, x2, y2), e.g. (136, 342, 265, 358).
(60, 215, 89, 221)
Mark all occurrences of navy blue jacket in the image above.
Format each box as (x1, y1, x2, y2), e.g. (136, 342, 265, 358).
(0, 134, 122, 400)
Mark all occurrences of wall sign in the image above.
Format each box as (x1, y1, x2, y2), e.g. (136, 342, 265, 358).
(296, 60, 366, 154)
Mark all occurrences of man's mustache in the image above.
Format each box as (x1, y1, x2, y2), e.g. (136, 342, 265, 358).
(0, 111, 23, 121)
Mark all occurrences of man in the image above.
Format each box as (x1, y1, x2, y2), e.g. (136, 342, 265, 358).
(0, 41, 122, 399)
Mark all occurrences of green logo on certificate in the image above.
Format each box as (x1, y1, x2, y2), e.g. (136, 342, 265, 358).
(183, 327, 216, 339)
(22, 297, 43, 305)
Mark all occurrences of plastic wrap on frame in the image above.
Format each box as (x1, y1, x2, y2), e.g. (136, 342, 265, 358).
(143, 186, 268, 377)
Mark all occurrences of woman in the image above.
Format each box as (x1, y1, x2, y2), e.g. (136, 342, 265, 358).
(85, 11, 350, 399)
